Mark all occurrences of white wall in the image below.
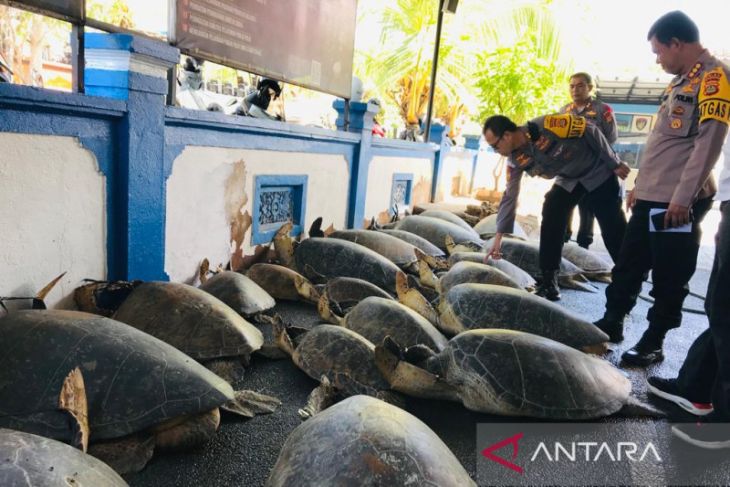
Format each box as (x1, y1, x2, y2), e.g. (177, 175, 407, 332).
(165, 147, 349, 283)
(0, 133, 106, 309)
(364, 155, 433, 226)
(435, 149, 475, 201)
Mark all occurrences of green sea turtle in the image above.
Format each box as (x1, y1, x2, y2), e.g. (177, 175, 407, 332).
(485, 237, 596, 291)
(266, 395, 475, 487)
(0, 310, 278, 474)
(418, 209, 479, 235)
(436, 283, 608, 352)
(274, 223, 405, 293)
(321, 276, 394, 315)
(110, 281, 266, 384)
(418, 256, 524, 293)
(375, 329, 661, 420)
(472, 213, 528, 239)
(445, 252, 537, 291)
(318, 294, 447, 352)
(198, 264, 276, 319)
(275, 323, 397, 419)
(245, 263, 320, 304)
(393, 215, 484, 252)
(0, 429, 128, 486)
(328, 229, 423, 272)
(373, 228, 446, 258)
(561, 243, 613, 283)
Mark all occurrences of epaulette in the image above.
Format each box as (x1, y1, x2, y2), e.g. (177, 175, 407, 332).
(699, 66, 730, 125)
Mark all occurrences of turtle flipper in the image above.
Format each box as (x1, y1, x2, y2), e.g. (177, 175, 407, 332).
(88, 434, 155, 475)
(317, 293, 344, 325)
(298, 376, 337, 420)
(205, 358, 247, 383)
(222, 390, 281, 418)
(293, 274, 321, 304)
(416, 249, 440, 291)
(273, 222, 296, 268)
(395, 271, 440, 327)
(57, 367, 89, 452)
(154, 408, 220, 451)
(558, 275, 598, 292)
(253, 314, 290, 360)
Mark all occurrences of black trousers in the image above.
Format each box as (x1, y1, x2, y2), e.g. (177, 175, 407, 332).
(540, 175, 626, 271)
(676, 201, 730, 419)
(604, 196, 713, 330)
(564, 199, 595, 247)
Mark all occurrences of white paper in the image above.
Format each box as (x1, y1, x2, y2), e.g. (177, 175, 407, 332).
(649, 208, 692, 233)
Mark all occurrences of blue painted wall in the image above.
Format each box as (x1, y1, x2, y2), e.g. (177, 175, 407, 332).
(1, 33, 462, 284)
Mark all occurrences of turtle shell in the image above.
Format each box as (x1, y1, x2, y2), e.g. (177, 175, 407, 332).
(394, 215, 484, 252)
(292, 325, 388, 396)
(561, 243, 613, 279)
(438, 329, 630, 419)
(419, 209, 479, 236)
(473, 214, 529, 239)
(376, 229, 445, 257)
(266, 395, 475, 487)
(0, 310, 233, 440)
(113, 281, 263, 360)
(199, 271, 276, 317)
(488, 237, 586, 279)
(343, 297, 447, 351)
(294, 238, 401, 292)
(246, 263, 310, 301)
(438, 283, 607, 349)
(439, 261, 522, 293)
(0, 429, 128, 486)
(329, 230, 419, 268)
(446, 253, 537, 291)
(324, 277, 393, 313)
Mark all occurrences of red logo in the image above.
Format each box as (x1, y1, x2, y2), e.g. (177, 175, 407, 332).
(481, 432, 525, 474)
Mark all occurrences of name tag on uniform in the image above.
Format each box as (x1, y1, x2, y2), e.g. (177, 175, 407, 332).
(649, 209, 692, 233)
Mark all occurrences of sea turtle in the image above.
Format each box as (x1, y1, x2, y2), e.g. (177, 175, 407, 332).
(0, 310, 279, 474)
(434, 283, 608, 352)
(274, 224, 404, 293)
(318, 295, 448, 352)
(472, 213, 529, 240)
(328, 229, 422, 273)
(445, 252, 537, 291)
(198, 266, 276, 320)
(485, 236, 596, 291)
(0, 428, 128, 486)
(266, 395, 475, 487)
(393, 215, 484, 252)
(372, 228, 448, 269)
(275, 323, 397, 419)
(418, 257, 524, 293)
(245, 263, 320, 304)
(561, 243, 613, 283)
(111, 281, 265, 383)
(321, 276, 394, 315)
(375, 329, 661, 420)
(418, 209, 479, 235)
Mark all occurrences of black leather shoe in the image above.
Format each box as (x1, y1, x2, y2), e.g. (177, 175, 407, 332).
(593, 316, 624, 342)
(536, 270, 561, 301)
(622, 330, 665, 366)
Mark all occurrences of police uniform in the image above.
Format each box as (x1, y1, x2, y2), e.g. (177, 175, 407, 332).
(495, 113, 627, 273)
(600, 50, 730, 363)
(560, 98, 618, 248)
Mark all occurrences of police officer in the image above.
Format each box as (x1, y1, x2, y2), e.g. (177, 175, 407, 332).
(594, 11, 730, 366)
(561, 72, 618, 249)
(483, 114, 630, 301)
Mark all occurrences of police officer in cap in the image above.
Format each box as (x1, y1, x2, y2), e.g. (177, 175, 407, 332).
(484, 113, 630, 301)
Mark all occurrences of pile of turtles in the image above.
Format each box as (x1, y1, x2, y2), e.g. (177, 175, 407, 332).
(0, 204, 657, 485)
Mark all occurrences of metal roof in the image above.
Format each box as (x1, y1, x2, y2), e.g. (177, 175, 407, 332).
(595, 77, 667, 105)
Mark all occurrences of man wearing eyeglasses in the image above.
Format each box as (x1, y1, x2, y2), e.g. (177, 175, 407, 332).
(561, 72, 618, 249)
(483, 114, 630, 301)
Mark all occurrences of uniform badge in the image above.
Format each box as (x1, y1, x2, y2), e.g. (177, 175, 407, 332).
(670, 118, 683, 129)
(687, 62, 703, 79)
(672, 106, 685, 116)
(586, 111, 597, 117)
(682, 83, 696, 93)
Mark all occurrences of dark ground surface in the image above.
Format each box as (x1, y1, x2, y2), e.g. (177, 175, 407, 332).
(123, 264, 730, 487)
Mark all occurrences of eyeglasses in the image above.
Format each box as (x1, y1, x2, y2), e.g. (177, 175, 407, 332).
(489, 134, 504, 150)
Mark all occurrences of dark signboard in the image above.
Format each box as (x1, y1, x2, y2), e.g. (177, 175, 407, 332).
(174, 0, 357, 98)
(3, 0, 83, 21)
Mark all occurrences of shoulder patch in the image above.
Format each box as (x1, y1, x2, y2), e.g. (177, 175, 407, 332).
(543, 114, 586, 138)
(699, 66, 730, 125)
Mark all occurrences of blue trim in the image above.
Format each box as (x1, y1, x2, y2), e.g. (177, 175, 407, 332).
(85, 33, 180, 64)
(391, 173, 414, 209)
(252, 175, 308, 245)
(469, 151, 479, 194)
